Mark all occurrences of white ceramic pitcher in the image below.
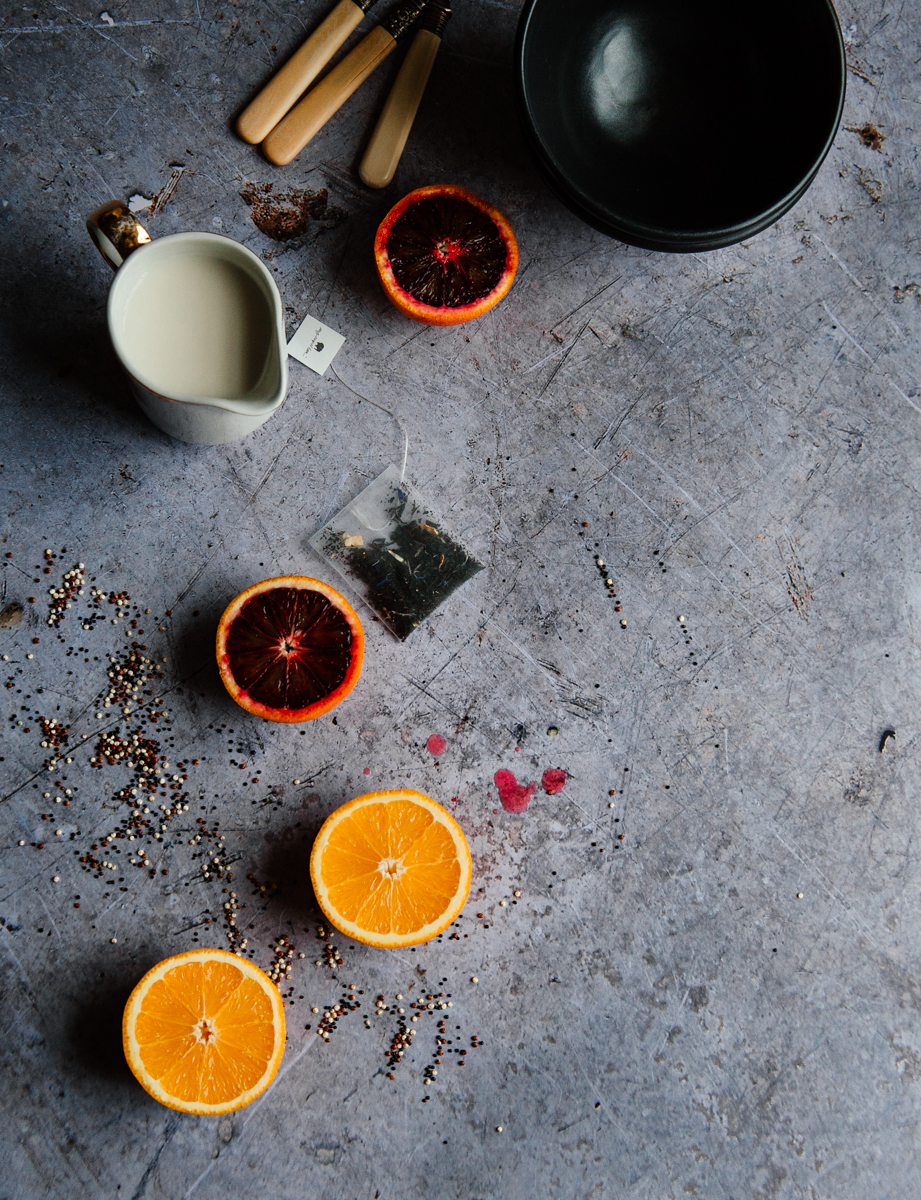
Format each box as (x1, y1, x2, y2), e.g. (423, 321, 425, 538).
(87, 200, 288, 445)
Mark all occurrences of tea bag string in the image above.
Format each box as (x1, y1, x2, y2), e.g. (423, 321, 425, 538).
(331, 364, 409, 483)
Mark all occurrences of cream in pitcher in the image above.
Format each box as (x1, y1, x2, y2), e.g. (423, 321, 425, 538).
(87, 201, 288, 445)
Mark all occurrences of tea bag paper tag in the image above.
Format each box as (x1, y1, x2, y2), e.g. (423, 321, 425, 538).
(287, 314, 345, 375)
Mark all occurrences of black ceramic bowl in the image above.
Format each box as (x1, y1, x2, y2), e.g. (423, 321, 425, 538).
(516, 0, 846, 251)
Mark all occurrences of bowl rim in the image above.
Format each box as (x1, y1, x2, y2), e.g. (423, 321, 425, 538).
(515, 0, 846, 251)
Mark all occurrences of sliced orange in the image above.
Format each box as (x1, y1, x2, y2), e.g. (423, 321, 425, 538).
(215, 575, 364, 723)
(122, 948, 285, 1114)
(374, 185, 519, 326)
(310, 789, 472, 948)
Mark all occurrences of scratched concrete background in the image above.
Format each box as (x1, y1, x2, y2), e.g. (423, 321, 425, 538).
(2, 0, 920, 1196)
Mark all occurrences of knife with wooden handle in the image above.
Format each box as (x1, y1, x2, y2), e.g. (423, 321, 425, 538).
(237, 0, 380, 145)
(262, 0, 425, 166)
(359, 3, 450, 188)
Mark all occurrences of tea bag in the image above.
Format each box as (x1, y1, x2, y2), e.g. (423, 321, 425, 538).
(310, 464, 484, 640)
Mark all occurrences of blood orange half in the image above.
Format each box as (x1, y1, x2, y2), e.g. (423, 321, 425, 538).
(374, 184, 518, 326)
(216, 576, 363, 723)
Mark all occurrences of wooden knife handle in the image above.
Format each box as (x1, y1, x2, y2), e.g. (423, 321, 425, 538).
(263, 25, 397, 165)
(359, 28, 441, 188)
(236, 0, 368, 145)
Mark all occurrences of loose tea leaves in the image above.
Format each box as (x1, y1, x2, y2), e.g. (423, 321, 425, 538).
(310, 465, 484, 640)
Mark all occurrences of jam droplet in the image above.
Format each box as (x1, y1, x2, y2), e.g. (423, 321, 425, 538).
(541, 768, 567, 796)
(494, 769, 538, 813)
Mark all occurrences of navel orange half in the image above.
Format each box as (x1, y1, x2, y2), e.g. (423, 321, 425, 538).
(374, 184, 519, 326)
(310, 789, 472, 948)
(122, 948, 285, 1114)
(216, 575, 364, 723)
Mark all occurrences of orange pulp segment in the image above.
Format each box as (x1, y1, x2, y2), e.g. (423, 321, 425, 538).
(123, 948, 285, 1114)
(310, 789, 472, 948)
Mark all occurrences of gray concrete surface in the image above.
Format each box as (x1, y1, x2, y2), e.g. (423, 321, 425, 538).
(2, 0, 920, 1196)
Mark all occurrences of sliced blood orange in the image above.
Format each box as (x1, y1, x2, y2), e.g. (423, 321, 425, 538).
(310, 789, 472, 948)
(216, 575, 363, 723)
(374, 184, 519, 326)
(122, 948, 285, 1115)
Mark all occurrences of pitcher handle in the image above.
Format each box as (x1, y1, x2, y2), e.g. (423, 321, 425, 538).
(86, 200, 152, 271)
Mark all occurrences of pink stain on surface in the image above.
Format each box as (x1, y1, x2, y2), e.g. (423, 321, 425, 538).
(363, 767, 371, 774)
(494, 769, 538, 813)
(542, 768, 567, 795)
(426, 734, 447, 756)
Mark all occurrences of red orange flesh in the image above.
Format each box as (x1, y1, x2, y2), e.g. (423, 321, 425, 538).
(374, 184, 518, 326)
(216, 575, 363, 723)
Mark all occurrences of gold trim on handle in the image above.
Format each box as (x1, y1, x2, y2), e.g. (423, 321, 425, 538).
(86, 200, 152, 271)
